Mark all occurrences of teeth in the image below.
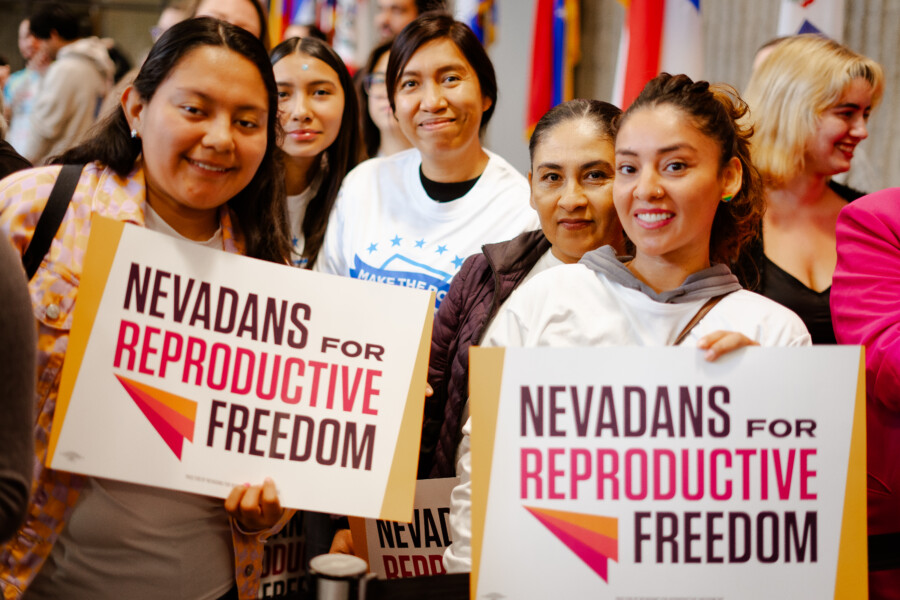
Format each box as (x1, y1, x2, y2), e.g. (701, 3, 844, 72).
(637, 212, 673, 223)
(190, 159, 227, 172)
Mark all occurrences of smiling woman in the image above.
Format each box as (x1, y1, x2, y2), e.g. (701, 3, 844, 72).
(270, 36, 360, 269)
(315, 12, 537, 311)
(741, 35, 884, 344)
(0, 18, 292, 600)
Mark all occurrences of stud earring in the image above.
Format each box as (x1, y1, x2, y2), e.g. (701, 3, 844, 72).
(131, 128, 139, 139)
(721, 194, 733, 203)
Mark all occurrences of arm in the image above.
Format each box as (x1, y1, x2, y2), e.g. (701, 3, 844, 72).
(421, 255, 477, 478)
(443, 416, 472, 573)
(0, 238, 34, 542)
(832, 197, 900, 411)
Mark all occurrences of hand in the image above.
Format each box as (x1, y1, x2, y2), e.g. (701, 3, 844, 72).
(697, 330, 759, 362)
(425, 383, 433, 397)
(225, 477, 284, 532)
(329, 528, 355, 555)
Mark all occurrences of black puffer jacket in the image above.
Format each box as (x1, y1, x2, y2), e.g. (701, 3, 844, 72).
(420, 230, 550, 478)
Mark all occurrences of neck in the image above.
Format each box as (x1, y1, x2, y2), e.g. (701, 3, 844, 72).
(285, 154, 317, 196)
(627, 251, 710, 294)
(768, 171, 830, 208)
(420, 144, 489, 182)
(147, 196, 219, 241)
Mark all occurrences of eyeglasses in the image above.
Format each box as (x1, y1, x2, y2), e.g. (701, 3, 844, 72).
(363, 73, 387, 95)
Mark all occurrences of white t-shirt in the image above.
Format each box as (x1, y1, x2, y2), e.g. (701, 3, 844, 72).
(25, 205, 234, 600)
(443, 261, 811, 574)
(315, 148, 538, 309)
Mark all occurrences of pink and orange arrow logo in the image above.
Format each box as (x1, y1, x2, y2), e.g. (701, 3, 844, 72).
(115, 375, 197, 460)
(524, 506, 618, 582)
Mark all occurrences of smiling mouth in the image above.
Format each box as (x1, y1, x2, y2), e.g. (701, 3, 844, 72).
(636, 212, 674, 223)
(835, 143, 856, 156)
(187, 158, 230, 173)
(419, 118, 454, 129)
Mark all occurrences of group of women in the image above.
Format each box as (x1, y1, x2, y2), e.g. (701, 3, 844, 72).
(0, 6, 896, 599)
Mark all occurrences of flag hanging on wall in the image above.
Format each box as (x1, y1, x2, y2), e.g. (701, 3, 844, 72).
(611, 0, 703, 110)
(525, 0, 581, 136)
(268, 0, 314, 45)
(777, 0, 845, 41)
(455, 0, 498, 46)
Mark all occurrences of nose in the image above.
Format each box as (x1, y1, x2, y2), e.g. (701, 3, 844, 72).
(202, 114, 235, 153)
(289, 93, 312, 122)
(850, 114, 869, 140)
(558, 179, 588, 212)
(634, 168, 663, 200)
(420, 80, 447, 112)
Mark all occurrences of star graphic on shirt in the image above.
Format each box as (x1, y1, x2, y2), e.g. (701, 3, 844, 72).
(367, 243, 378, 253)
(415, 239, 425, 248)
(391, 235, 402, 247)
(436, 245, 448, 255)
(452, 255, 464, 268)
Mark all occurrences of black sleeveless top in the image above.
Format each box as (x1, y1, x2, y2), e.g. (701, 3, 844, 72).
(742, 180, 864, 345)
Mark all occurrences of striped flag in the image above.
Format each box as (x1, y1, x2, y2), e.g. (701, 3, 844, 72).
(455, 0, 498, 46)
(611, 0, 703, 109)
(777, 0, 844, 40)
(525, 0, 580, 135)
(268, 0, 315, 45)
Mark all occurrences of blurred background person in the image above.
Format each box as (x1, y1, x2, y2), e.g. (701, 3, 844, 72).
(358, 39, 412, 159)
(194, 0, 268, 42)
(742, 34, 884, 344)
(20, 3, 115, 164)
(3, 18, 51, 155)
(374, 0, 448, 41)
(282, 22, 328, 42)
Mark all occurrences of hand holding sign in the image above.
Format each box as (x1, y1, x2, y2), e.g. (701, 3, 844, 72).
(226, 478, 285, 531)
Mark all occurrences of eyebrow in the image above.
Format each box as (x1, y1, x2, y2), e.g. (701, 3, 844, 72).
(176, 88, 266, 112)
(616, 143, 697, 156)
(276, 79, 337, 88)
(834, 102, 868, 110)
(401, 63, 470, 78)
(536, 159, 614, 171)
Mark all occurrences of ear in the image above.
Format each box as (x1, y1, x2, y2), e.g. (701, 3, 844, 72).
(482, 94, 492, 114)
(721, 156, 743, 200)
(122, 85, 146, 134)
(528, 171, 536, 210)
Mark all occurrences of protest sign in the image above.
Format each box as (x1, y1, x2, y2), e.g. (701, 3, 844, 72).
(48, 217, 433, 520)
(350, 477, 458, 579)
(470, 346, 865, 599)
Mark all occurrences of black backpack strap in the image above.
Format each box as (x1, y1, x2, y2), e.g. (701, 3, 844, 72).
(22, 163, 85, 280)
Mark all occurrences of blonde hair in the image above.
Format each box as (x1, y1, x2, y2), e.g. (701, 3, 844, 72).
(743, 34, 884, 187)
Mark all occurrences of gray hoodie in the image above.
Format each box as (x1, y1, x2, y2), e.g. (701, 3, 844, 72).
(22, 36, 115, 164)
(579, 245, 743, 304)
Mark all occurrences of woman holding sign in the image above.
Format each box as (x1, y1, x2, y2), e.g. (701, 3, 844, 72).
(270, 36, 361, 269)
(0, 18, 290, 600)
(444, 74, 812, 572)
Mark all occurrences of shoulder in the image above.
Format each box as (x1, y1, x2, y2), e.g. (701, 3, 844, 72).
(717, 290, 811, 345)
(337, 150, 419, 205)
(839, 188, 900, 227)
(483, 150, 529, 189)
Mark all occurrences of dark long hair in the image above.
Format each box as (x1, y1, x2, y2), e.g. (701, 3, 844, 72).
(359, 38, 393, 159)
(621, 73, 764, 272)
(270, 36, 361, 269)
(386, 12, 497, 133)
(55, 17, 291, 265)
